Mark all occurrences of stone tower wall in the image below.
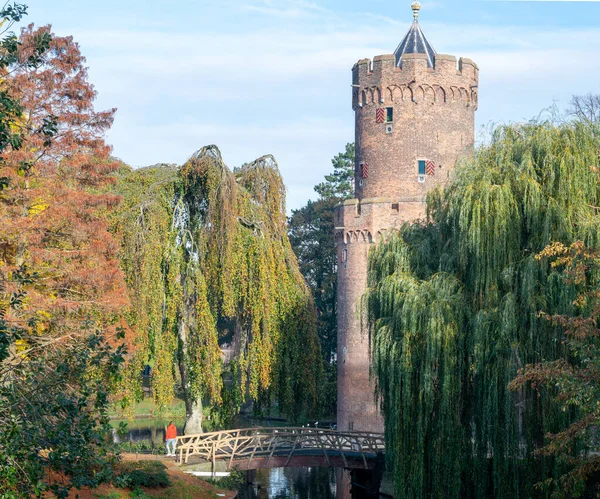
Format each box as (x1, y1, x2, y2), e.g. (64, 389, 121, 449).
(353, 52, 478, 200)
(336, 52, 478, 434)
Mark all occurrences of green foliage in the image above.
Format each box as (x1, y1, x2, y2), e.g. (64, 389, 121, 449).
(111, 164, 182, 416)
(129, 489, 152, 499)
(201, 469, 244, 491)
(365, 121, 600, 498)
(0, 305, 126, 498)
(314, 142, 355, 199)
(0, 3, 51, 157)
(113, 147, 322, 425)
(289, 198, 339, 357)
(94, 493, 122, 499)
(114, 461, 170, 489)
(288, 143, 355, 416)
(288, 197, 339, 416)
(510, 239, 600, 497)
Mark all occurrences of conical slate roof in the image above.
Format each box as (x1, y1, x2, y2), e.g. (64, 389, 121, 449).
(394, 2, 436, 68)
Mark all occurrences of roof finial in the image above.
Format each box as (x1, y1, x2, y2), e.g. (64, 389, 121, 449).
(411, 1, 421, 21)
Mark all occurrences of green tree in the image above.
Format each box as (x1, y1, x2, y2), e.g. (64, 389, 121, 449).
(0, 295, 126, 498)
(113, 147, 322, 431)
(510, 239, 600, 496)
(364, 121, 600, 498)
(289, 197, 338, 358)
(314, 142, 355, 199)
(288, 143, 355, 416)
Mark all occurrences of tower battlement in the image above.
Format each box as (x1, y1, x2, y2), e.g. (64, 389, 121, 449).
(333, 197, 425, 247)
(352, 53, 478, 111)
(351, 48, 477, 201)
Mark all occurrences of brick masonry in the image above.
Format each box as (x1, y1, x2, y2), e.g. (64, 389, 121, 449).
(335, 52, 478, 433)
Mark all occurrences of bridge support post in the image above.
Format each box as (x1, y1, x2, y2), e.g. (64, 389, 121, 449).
(336, 469, 352, 499)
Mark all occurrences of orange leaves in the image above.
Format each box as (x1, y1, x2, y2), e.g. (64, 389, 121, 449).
(0, 25, 128, 341)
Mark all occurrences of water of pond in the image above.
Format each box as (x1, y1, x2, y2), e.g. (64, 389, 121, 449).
(238, 467, 337, 498)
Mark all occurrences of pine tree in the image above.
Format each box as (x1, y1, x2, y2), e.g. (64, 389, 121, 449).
(314, 142, 355, 199)
(289, 142, 355, 415)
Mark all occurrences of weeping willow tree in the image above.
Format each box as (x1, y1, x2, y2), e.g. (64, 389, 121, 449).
(112, 146, 321, 432)
(365, 122, 600, 498)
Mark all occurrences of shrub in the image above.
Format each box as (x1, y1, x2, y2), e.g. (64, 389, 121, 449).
(113, 461, 170, 489)
(129, 488, 152, 499)
(202, 469, 245, 491)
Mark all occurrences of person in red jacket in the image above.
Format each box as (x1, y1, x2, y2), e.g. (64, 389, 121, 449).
(165, 421, 177, 456)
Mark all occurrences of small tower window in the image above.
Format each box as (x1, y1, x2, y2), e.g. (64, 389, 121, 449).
(386, 107, 393, 122)
(418, 160, 426, 175)
(360, 163, 369, 179)
(341, 248, 348, 263)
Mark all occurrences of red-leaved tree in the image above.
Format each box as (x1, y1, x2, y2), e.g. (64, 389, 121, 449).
(0, 25, 128, 347)
(0, 23, 131, 496)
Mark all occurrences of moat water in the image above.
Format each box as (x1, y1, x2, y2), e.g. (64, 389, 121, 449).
(238, 467, 337, 498)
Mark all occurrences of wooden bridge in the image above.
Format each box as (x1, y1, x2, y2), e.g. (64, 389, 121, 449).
(175, 427, 385, 471)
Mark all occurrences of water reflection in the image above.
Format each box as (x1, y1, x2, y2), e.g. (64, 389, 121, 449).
(239, 467, 337, 499)
(111, 419, 186, 451)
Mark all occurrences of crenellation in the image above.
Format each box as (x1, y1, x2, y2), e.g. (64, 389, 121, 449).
(371, 54, 396, 80)
(352, 52, 478, 112)
(434, 53, 457, 72)
(400, 52, 429, 73)
(458, 57, 478, 80)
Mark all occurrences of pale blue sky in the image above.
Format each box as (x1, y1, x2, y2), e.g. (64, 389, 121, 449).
(20, 0, 600, 210)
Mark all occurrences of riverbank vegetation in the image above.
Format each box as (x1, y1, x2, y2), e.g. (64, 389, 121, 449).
(365, 119, 600, 498)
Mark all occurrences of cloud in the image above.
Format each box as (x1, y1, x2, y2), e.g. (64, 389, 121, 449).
(39, 2, 600, 211)
(242, 0, 333, 18)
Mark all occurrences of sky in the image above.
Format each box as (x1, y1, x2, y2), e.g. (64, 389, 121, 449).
(20, 0, 600, 211)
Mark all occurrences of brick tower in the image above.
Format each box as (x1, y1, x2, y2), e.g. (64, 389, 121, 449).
(335, 1, 478, 433)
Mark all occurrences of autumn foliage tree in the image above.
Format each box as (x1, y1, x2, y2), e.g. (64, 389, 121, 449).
(0, 24, 127, 338)
(510, 240, 600, 496)
(0, 22, 128, 497)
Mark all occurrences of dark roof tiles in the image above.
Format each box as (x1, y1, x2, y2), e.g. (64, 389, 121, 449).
(394, 2, 436, 68)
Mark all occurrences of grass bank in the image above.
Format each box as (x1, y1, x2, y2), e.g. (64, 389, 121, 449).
(64, 461, 236, 499)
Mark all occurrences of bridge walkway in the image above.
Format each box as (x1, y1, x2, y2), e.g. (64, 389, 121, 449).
(175, 427, 385, 471)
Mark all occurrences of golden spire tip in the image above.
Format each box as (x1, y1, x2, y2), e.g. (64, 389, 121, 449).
(411, 1, 421, 21)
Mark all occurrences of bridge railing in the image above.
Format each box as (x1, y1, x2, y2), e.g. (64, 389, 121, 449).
(175, 427, 385, 470)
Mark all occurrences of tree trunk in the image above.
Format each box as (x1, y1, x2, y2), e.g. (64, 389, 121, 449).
(184, 398, 203, 435)
(177, 293, 203, 435)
